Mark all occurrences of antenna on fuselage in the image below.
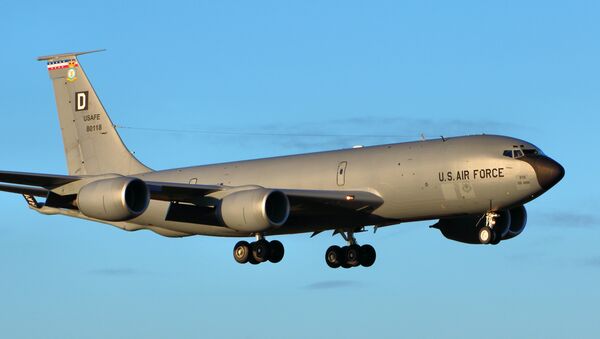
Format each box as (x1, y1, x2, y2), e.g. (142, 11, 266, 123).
(441, 135, 446, 142)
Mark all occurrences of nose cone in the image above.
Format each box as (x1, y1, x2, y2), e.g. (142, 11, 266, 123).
(530, 156, 565, 190)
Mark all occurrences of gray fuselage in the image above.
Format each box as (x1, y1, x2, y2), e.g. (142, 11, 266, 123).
(121, 135, 546, 237)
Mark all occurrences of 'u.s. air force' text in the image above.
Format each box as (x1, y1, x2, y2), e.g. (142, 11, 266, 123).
(438, 168, 504, 182)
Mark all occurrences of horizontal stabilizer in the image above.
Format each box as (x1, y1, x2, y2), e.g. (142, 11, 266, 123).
(37, 49, 106, 61)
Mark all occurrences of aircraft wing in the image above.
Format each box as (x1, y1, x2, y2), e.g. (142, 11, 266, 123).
(0, 171, 383, 227)
(148, 182, 381, 209)
(151, 182, 384, 227)
(0, 170, 81, 198)
(147, 181, 382, 213)
(0, 170, 382, 210)
(146, 181, 223, 203)
(0, 170, 79, 188)
(280, 188, 383, 211)
(279, 188, 384, 227)
(0, 183, 49, 197)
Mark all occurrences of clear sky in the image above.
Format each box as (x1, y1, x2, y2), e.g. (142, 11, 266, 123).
(1, 1, 598, 338)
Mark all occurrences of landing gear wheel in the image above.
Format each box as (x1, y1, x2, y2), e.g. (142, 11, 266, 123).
(325, 245, 342, 268)
(233, 241, 251, 264)
(340, 246, 352, 268)
(359, 244, 376, 267)
(346, 244, 361, 267)
(478, 226, 494, 245)
(268, 240, 285, 263)
(252, 239, 271, 263)
(325, 230, 378, 269)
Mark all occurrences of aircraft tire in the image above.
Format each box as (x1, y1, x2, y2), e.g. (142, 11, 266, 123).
(251, 239, 271, 263)
(346, 244, 361, 267)
(233, 241, 251, 264)
(325, 245, 342, 268)
(340, 247, 352, 268)
(268, 240, 285, 263)
(478, 226, 494, 244)
(359, 244, 376, 267)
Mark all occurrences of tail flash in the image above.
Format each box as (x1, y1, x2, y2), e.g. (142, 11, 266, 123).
(38, 50, 150, 176)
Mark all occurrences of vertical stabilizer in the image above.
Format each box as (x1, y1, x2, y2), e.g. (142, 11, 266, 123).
(38, 50, 151, 176)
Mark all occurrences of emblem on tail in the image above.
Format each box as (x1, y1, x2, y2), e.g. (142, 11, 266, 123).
(66, 60, 78, 82)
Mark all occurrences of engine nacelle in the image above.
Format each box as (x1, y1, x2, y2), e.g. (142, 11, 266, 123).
(432, 214, 483, 244)
(77, 177, 150, 221)
(218, 188, 290, 232)
(433, 210, 512, 244)
(503, 205, 527, 240)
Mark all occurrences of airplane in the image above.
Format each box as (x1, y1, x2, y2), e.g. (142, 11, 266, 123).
(0, 50, 564, 269)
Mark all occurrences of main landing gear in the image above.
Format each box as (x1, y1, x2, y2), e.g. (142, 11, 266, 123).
(232, 231, 377, 268)
(233, 234, 284, 265)
(325, 231, 376, 269)
(478, 212, 501, 245)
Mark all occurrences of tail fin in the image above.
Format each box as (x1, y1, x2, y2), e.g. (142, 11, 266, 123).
(38, 50, 151, 176)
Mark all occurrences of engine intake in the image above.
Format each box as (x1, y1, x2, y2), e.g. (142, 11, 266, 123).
(77, 177, 150, 221)
(504, 205, 527, 240)
(218, 188, 290, 232)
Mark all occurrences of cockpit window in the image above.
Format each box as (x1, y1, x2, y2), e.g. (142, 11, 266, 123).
(514, 149, 524, 158)
(503, 147, 542, 159)
(523, 149, 539, 156)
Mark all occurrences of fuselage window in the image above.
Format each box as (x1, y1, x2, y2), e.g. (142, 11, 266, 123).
(503, 150, 513, 158)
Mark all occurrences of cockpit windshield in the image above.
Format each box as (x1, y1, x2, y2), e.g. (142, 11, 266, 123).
(522, 149, 540, 156)
(502, 148, 540, 159)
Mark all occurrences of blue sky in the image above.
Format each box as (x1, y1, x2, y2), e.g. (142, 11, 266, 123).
(1, 1, 599, 338)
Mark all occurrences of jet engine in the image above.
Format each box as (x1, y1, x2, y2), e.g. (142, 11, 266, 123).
(77, 177, 150, 221)
(503, 205, 527, 240)
(218, 188, 290, 232)
(432, 207, 527, 244)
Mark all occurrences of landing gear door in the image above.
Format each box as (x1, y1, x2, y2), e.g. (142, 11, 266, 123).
(337, 161, 347, 186)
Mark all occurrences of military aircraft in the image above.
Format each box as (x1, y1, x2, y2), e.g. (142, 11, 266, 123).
(0, 50, 564, 269)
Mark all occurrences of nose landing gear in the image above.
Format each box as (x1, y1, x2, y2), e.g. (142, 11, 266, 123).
(478, 212, 501, 245)
(325, 231, 376, 269)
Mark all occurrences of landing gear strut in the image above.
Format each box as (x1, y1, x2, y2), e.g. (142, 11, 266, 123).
(325, 231, 376, 269)
(478, 212, 500, 245)
(233, 234, 284, 265)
